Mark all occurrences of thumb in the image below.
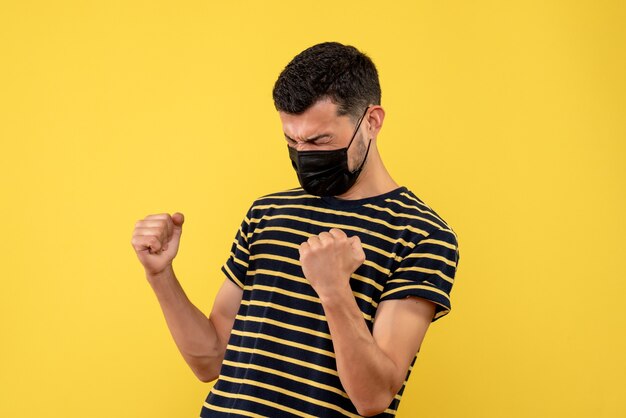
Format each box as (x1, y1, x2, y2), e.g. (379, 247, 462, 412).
(349, 236, 366, 262)
(172, 212, 185, 230)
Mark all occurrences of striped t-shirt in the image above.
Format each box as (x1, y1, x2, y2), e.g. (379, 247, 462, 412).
(200, 186, 460, 417)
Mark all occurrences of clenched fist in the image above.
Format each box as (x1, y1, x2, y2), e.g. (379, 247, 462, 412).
(131, 212, 185, 276)
(299, 228, 366, 298)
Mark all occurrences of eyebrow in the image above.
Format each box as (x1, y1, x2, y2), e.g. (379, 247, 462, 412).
(284, 133, 332, 142)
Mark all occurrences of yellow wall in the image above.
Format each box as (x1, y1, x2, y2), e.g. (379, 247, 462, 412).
(1, 1, 624, 417)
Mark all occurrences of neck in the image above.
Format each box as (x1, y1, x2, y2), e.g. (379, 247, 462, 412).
(335, 144, 398, 200)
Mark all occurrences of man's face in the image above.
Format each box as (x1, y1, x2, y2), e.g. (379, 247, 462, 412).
(279, 98, 369, 171)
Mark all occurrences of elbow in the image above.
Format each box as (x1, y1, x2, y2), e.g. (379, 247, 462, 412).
(352, 380, 402, 417)
(353, 394, 395, 417)
(191, 356, 223, 383)
(355, 403, 390, 417)
(196, 373, 218, 383)
(194, 366, 219, 383)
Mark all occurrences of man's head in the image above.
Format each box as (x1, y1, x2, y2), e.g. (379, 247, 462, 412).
(272, 42, 381, 123)
(274, 42, 387, 198)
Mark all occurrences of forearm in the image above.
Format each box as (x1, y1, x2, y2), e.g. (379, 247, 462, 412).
(146, 265, 222, 381)
(320, 285, 401, 416)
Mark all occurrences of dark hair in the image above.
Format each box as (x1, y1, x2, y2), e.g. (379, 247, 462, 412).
(272, 42, 381, 121)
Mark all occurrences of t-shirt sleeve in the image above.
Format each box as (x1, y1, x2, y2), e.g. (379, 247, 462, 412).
(381, 227, 460, 322)
(221, 206, 253, 289)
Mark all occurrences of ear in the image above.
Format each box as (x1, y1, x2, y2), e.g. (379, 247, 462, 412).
(366, 105, 385, 138)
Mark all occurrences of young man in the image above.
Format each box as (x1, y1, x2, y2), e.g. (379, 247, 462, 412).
(131, 42, 460, 417)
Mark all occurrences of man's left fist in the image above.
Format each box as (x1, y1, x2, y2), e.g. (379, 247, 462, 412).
(299, 228, 366, 296)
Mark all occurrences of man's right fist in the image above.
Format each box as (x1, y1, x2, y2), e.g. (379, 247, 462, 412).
(131, 212, 185, 276)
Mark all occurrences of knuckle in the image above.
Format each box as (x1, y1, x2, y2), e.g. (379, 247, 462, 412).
(146, 213, 167, 220)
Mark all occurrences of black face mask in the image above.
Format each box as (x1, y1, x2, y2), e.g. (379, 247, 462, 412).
(288, 107, 372, 197)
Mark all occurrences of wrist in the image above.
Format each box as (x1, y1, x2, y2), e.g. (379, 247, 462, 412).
(316, 281, 352, 306)
(146, 263, 175, 283)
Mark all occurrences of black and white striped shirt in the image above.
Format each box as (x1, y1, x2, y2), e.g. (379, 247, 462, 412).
(201, 186, 460, 417)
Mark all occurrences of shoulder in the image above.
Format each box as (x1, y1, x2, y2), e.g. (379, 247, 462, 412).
(242, 187, 321, 216)
(249, 187, 319, 208)
(394, 188, 458, 244)
(256, 187, 312, 201)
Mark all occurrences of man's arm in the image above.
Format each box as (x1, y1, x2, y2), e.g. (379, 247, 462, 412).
(299, 228, 436, 416)
(147, 267, 243, 382)
(131, 212, 243, 382)
(321, 289, 435, 416)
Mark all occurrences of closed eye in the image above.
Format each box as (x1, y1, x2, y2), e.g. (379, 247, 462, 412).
(284, 133, 332, 145)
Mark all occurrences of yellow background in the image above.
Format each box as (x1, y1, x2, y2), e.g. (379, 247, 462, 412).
(1, 1, 624, 417)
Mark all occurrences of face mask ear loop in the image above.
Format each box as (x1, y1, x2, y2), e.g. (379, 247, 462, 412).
(346, 106, 370, 150)
(352, 136, 373, 175)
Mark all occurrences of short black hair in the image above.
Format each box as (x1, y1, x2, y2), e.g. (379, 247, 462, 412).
(272, 42, 381, 121)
